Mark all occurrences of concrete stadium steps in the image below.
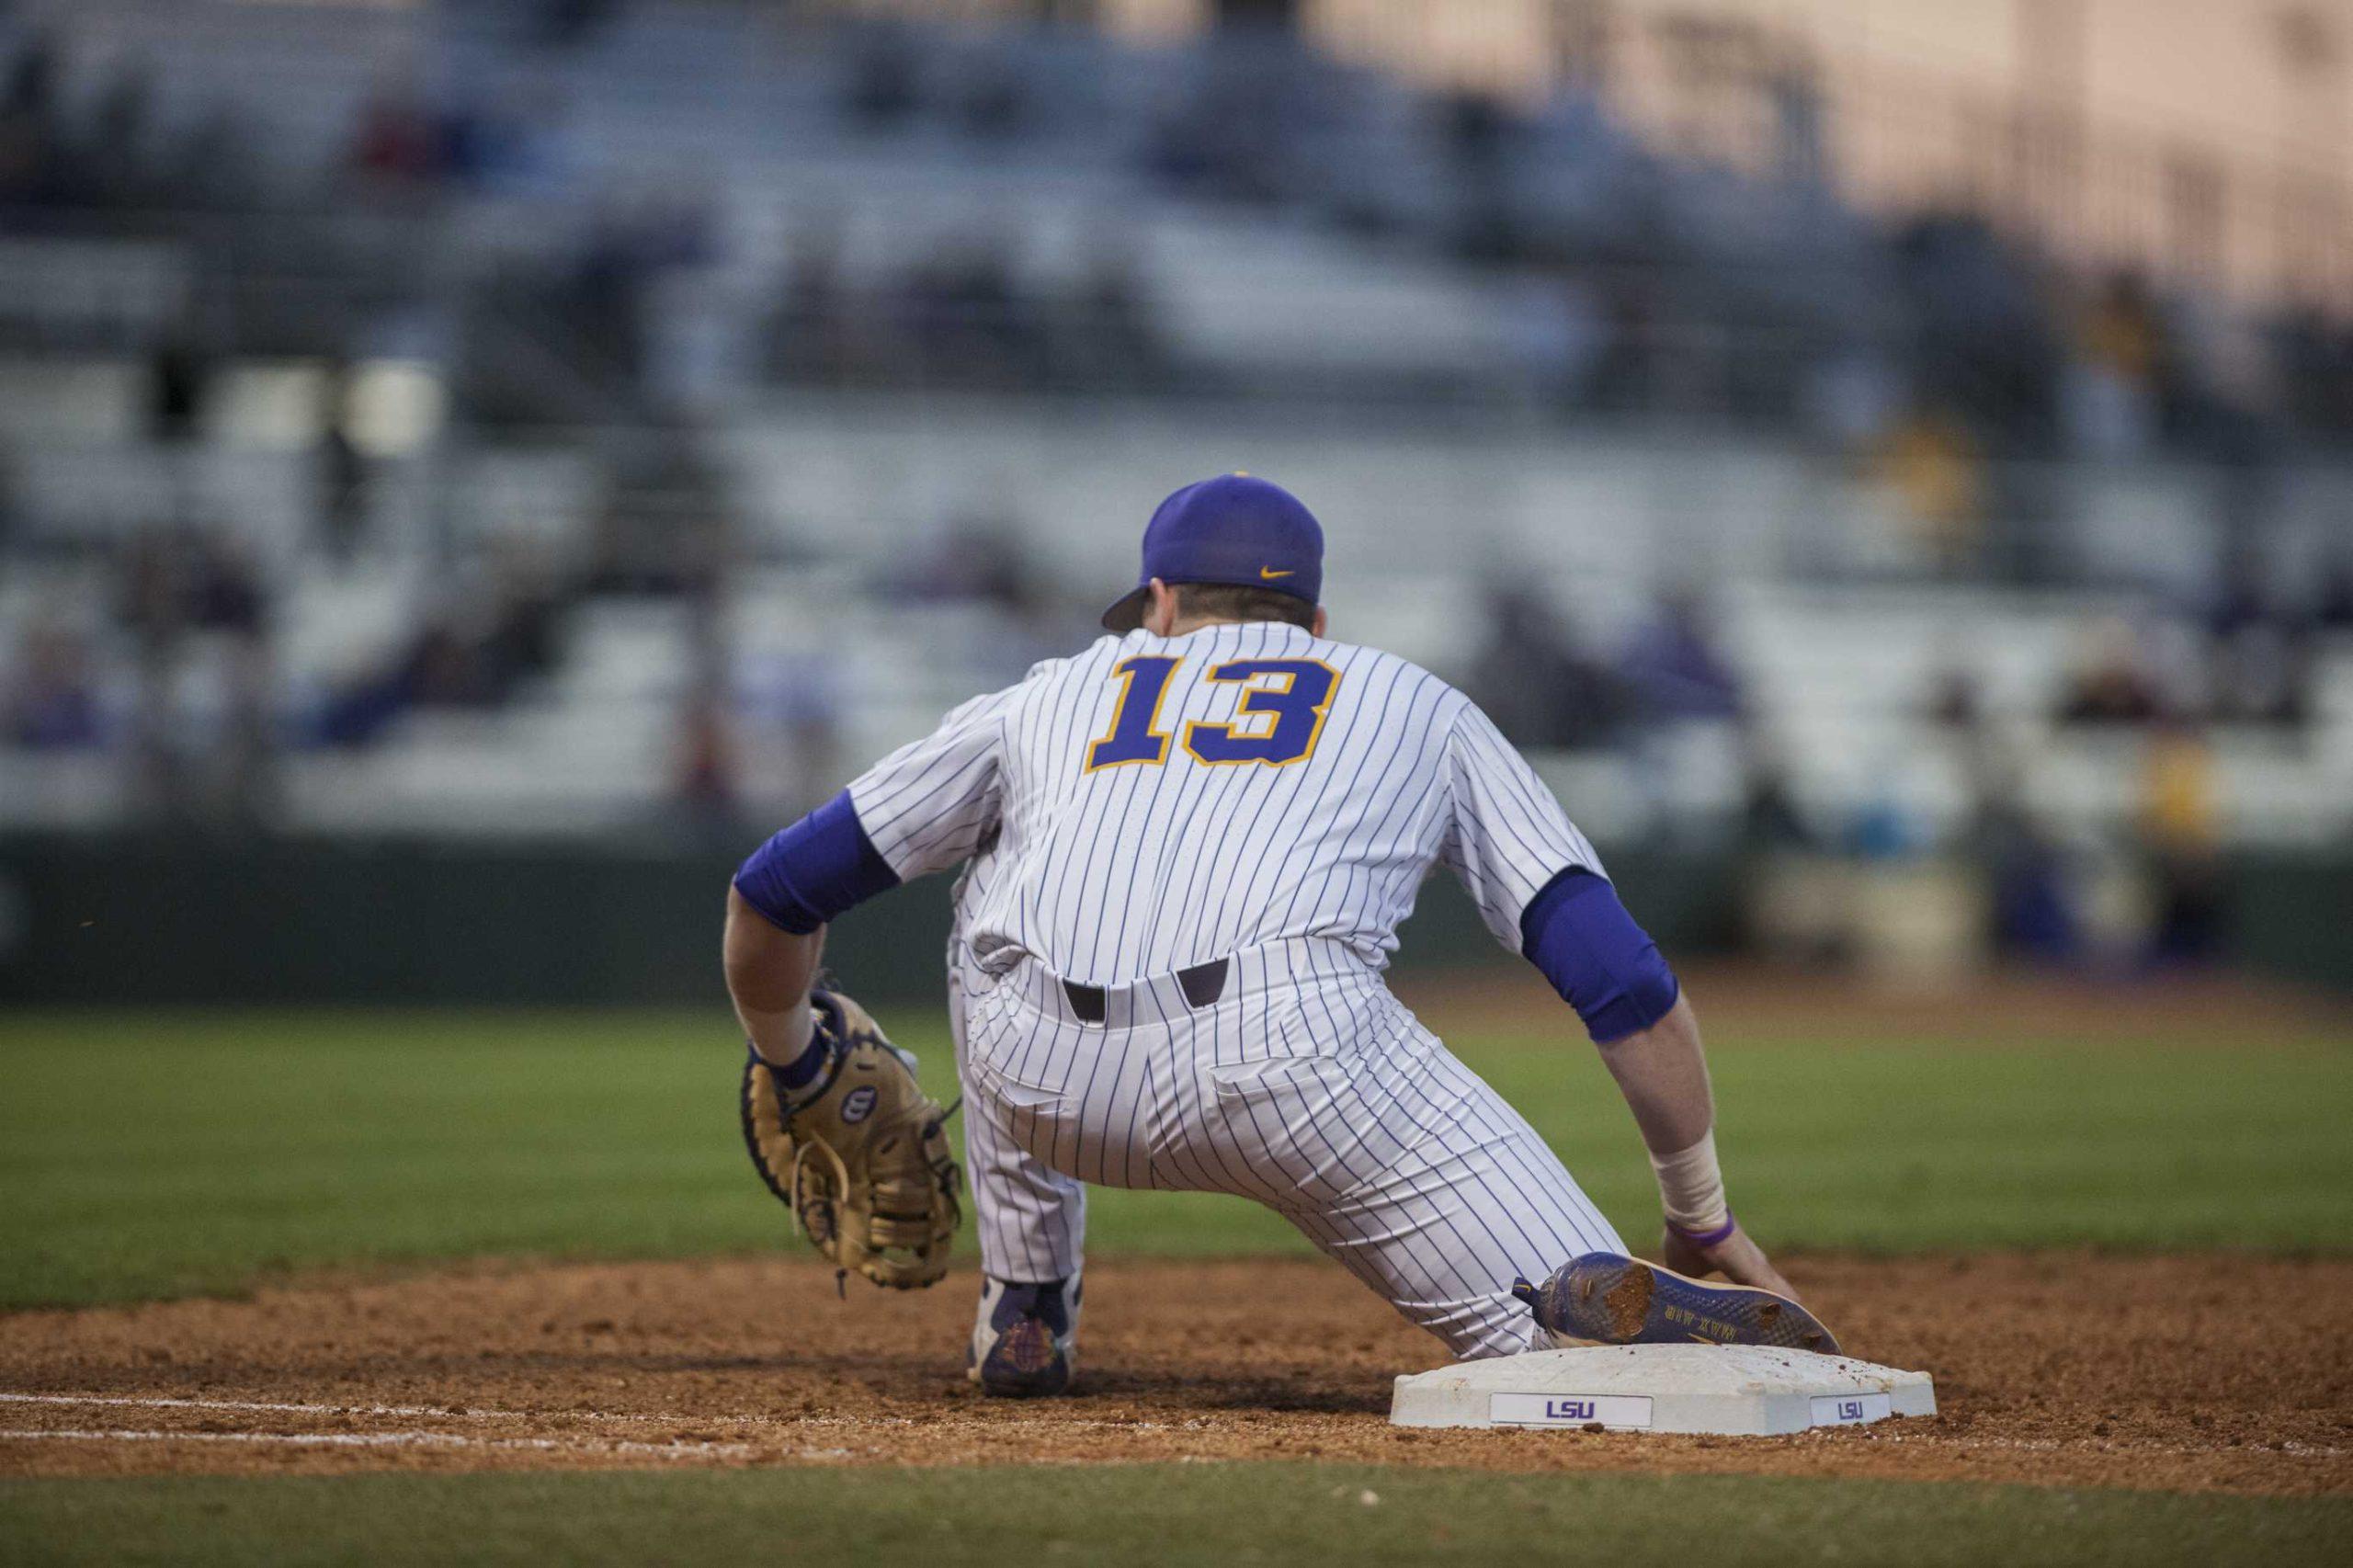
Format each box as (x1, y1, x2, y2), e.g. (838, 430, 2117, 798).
(6, 444, 315, 560)
(12, 0, 414, 178)
(276, 570, 434, 681)
(1724, 586, 2127, 722)
(722, 398, 1826, 595)
(0, 752, 127, 829)
(0, 240, 192, 354)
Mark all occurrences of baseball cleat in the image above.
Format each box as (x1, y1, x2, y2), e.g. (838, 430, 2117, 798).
(968, 1274, 1082, 1397)
(1513, 1254, 1841, 1356)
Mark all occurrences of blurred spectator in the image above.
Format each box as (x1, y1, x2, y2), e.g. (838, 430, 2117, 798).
(0, 447, 19, 552)
(2315, 551, 2353, 631)
(899, 512, 1048, 620)
(764, 648, 847, 818)
(1964, 753, 2083, 964)
(2210, 622, 2314, 729)
(2201, 546, 2315, 728)
(669, 611, 738, 829)
(558, 185, 722, 391)
(959, 53, 1029, 142)
(1463, 583, 1629, 749)
(2063, 270, 2164, 459)
(351, 78, 442, 189)
(767, 222, 855, 385)
(540, 0, 617, 48)
(1893, 211, 2062, 453)
(767, 225, 1163, 397)
(2269, 305, 2353, 441)
(1736, 730, 1813, 850)
(2054, 618, 2165, 727)
(169, 105, 265, 213)
(116, 528, 270, 654)
(117, 533, 184, 656)
(186, 535, 268, 640)
(1873, 407, 1984, 565)
(148, 331, 210, 446)
(313, 614, 489, 747)
(315, 358, 369, 562)
(2137, 720, 2225, 966)
(1620, 588, 1744, 723)
(899, 233, 1034, 389)
(1503, 270, 1610, 413)
(79, 63, 160, 210)
(1924, 658, 1984, 733)
(1842, 748, 1931, 859)
(0, 32, 60, 205)
(477, 552, 568, 690)
(2203, 541, 2277, 641)
(1057, 236, 1167, 392)
(3, 620, 104, 749)
(207, 636, 282, 831)
(125, 651, 192, 824)
(671, 688, 737, 820)
(845, 23, 922, 131)
(586, 432, 733, 597)
(313, 570, 568, 749)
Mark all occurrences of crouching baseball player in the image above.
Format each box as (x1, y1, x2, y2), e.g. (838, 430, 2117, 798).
(723, 474, 1836, 1398)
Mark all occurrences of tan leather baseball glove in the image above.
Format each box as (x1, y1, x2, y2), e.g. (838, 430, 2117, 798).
(740, 990, 961, 1290)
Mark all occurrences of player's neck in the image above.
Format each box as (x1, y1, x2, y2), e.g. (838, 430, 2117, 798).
(1159, 616, 1306, 638)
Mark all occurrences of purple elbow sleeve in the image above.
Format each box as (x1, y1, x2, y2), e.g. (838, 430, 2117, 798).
(1519, 868, 1681, 1043)
(732, 790, 900, 934)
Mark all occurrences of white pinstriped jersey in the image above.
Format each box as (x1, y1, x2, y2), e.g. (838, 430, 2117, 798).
(848, 619, 1604, 985)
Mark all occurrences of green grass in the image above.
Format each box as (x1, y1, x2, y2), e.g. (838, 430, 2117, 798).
(1, 1465, 2347, 1567)
(2, 1007, 2348, 1310)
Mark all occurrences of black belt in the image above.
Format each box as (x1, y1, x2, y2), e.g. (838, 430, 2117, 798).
(1063, 960, 1229, 1024)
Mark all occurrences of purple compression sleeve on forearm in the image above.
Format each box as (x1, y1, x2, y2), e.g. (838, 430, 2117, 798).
(1518, 867, 1681, 1043)
(732, 790, 900, 935)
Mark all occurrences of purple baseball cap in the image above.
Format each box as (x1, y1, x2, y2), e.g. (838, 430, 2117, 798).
(1100, 474, 1324, 633)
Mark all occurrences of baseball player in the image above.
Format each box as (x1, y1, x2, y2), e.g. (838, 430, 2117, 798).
(725, 474, 1836, 1398)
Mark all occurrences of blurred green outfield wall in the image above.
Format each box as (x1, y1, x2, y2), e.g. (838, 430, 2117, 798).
(0, 835, 1736, 1005)
(0, 835, 2341, 1005)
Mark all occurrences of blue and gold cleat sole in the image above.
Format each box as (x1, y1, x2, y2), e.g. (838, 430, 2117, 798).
(1513, 1254, 1841, 1357)
(972, 1317, 1073, 1398)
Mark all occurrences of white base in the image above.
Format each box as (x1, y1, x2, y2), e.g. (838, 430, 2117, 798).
(1390, 1345, 1936, 1436)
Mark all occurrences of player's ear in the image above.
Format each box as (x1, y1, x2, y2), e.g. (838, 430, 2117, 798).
(1311, 606, 1328, 638)
(1144, 578, 1177, 636)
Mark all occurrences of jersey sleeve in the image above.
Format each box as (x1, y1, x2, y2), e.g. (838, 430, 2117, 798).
(1438, 697, 1606, 952)
(846, 683, 1020, 882)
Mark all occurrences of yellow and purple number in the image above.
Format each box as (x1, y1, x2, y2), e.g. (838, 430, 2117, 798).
(1086, 655, 1184, 770)
(1184, 658, 1341, 767)
(1086, 656, 1342, 772)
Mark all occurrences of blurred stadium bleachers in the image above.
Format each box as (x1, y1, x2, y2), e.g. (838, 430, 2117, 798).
(1, 0, 2348, 912)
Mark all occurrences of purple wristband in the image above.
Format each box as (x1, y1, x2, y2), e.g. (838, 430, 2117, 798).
(1665, 1213, 1738, 1248)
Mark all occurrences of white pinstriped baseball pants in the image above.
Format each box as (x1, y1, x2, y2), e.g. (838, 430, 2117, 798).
(949, 935, 1625, 1360)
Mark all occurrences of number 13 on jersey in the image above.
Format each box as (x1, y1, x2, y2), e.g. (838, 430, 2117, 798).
(1085, 656, 1342, 772)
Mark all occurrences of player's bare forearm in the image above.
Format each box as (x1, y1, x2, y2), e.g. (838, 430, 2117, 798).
(1593, 994, 1713, 1156)
(724, 886, 823, 1063)
(1597, 994, 1802, 1300)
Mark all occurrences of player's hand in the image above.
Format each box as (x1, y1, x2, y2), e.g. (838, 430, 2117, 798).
(1660, 1221, 1802, 1304)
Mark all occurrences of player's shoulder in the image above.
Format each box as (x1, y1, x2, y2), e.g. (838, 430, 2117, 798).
(1302, 632, 1473, 716)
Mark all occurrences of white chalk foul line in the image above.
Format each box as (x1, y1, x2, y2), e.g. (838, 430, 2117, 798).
(0, 1392, 678, 1424)
(0, 1428, 760, 1459)
(0, 1392, 1209, 1436)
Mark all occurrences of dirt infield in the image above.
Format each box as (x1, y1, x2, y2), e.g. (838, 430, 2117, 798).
(3, 1254, 2347, 1496)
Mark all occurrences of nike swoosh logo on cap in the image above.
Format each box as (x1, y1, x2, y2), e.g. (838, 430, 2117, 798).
(1259, 567, 1295, 580)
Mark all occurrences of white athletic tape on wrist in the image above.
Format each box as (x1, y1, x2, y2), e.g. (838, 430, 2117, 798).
(1648, 1128, 1731, 1236)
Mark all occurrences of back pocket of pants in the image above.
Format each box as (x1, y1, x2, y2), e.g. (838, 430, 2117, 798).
(1204, 1056, 1414, 1207)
